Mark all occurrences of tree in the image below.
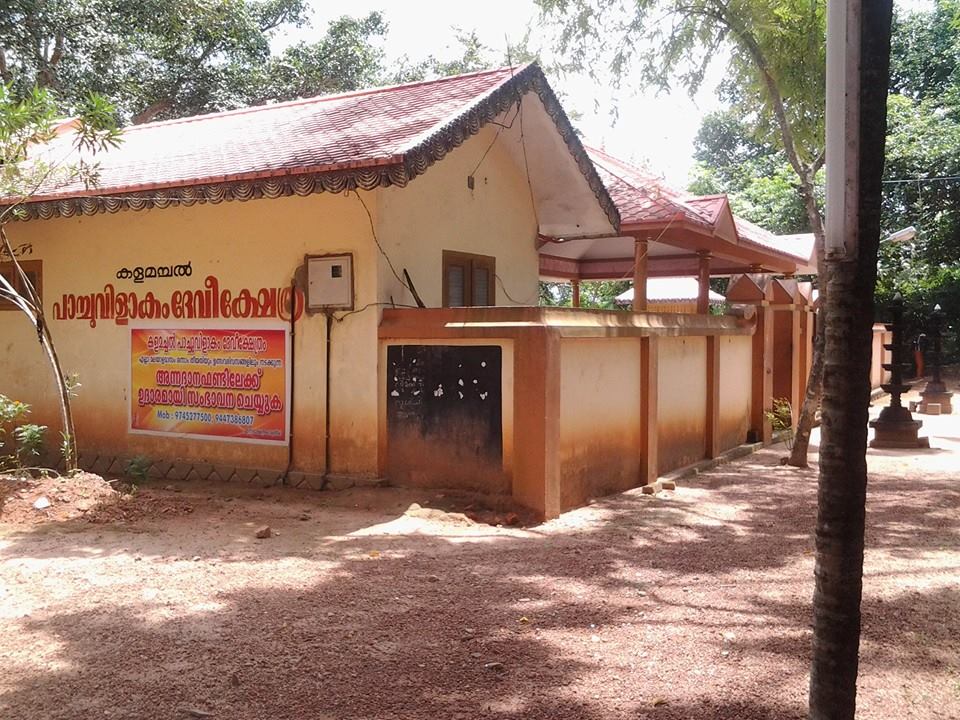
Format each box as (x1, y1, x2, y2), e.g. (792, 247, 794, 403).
(540, 280, 631, 308)
(875, 0, 960, 360)
(690, 1, 960, 364)
(247, 12, 390, 104)
(0, 2, 396, 123)
(389, 29, 496, 84)
(809, 0, 894, 715)
(688, 109, 811, 234)
(0, 85, 120, 471)
(537, 0, 830, 466)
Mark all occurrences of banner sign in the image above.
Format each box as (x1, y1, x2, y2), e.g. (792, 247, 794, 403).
(130, 326, 290, 444)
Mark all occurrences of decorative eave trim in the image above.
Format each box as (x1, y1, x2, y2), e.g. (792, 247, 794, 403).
(13, 165, 409, 221)
(11, 64, 621, 231)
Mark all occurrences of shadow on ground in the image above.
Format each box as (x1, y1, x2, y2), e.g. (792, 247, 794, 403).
(0, 439, 957, 719)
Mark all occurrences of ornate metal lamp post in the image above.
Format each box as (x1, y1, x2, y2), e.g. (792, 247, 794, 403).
(870, 295, 930, 448)
(919, 303, 954, 414)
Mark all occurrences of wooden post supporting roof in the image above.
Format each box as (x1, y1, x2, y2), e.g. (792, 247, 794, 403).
(633, 238, 648, 312)
(697, 251, 712, 315)
(727, 274, 775, 443)
(571, 279, 581, 308)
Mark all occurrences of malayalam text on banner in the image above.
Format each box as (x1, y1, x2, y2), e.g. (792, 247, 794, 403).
(130, 327, 289, 444)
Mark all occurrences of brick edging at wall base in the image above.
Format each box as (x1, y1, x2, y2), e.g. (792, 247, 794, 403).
(640, 438, 771, 495)
(40, 449, 385, 493)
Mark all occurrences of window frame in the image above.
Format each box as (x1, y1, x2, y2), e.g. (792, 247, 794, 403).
(0, 259, 42, 311)
(441, 250, 495, 308)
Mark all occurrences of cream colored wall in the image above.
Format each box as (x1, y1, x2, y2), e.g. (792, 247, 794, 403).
(375, 125, 540, 309)
(657, 336, 707, 473)
(0, 192, 380, 474)
(718, 335, 753, 452)
(559, 337, 642, 510)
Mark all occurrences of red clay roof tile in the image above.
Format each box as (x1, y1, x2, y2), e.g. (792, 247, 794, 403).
(19, 66, 529, 199)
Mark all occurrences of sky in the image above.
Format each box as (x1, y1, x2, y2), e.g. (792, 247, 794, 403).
(279, 0, 930, 189)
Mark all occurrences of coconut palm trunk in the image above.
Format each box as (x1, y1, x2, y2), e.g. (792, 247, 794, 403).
(808, 0, 894, 718)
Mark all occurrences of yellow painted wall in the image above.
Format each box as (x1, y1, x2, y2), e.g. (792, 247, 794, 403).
(0, 127, 542, 479)
(657, 336, 707, 472)
(718, 335, 753, 451)
(375, 125, 540, 309)
(0, 192, 380, 474)
(559, 337, 642, 510)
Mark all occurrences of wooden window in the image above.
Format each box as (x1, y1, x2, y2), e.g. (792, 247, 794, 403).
(442, 251, 495, 307)
(0, 260, 42, 311)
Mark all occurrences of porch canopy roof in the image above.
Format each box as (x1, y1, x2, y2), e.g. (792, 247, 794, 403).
(539, 146, 816, 281)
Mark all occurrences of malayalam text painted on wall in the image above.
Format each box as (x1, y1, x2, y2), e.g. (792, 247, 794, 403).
(130, 327, 289, 444)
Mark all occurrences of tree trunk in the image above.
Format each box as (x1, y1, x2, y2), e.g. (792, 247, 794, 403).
(38, 321, 78, 471)
(132, 98, 174, 125)
(788, 191, 828, 467)
(808, 1, 893, 717)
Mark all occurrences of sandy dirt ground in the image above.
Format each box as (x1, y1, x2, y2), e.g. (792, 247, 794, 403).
(1, 395, 958, 719)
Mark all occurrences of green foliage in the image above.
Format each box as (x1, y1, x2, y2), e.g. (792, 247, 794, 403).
(249, 13, 389, 104)
(764, 397, 794, 449)
(391, 29, 495, 84)
(64, 372, 82, 398)
(540, 281, 572, 306)
(13, 423, 46, 466)
(126, 455, 152, 483)
(0, 2, 406, 123)
(687, 109, 817, 234)
(889, 0, 960, 102)
(0, 3, 578, 126)
(0, 394, 45, 470)
(60, 431, 74, 467)
(874, 0, 960, 360)
(679, 0, 960, 362)
(0, 394, 29, 427)
(537, 0, 826, 169)
(0, 87, 110, 473)
(0, 84, 120, 221)
(538, 280, 630, 309)
(0, 0, 305, 119)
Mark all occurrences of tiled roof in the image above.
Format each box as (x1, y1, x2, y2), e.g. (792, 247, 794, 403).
(11, 64, 619, 227)
(586, 146, 816, 270)
(685, 195, 727, 224)
(585, 147, 714, 229)
(734, 215, 815, 263)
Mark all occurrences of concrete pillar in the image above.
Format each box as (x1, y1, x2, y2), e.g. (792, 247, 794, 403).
(705, 335, 720, 458)
(512, 328, 561, 519)
(639, 335, 659, 485)
(571, 279, 581, 308)
(633, 238, 648, 312)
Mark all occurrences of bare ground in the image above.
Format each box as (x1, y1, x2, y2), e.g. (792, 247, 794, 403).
(1, 401, 958, 719)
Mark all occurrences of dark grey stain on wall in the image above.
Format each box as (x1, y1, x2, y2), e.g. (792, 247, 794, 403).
(386, 345, 504, 491)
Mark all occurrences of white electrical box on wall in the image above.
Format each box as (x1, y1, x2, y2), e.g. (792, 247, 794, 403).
(306, 253, 354, 311)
